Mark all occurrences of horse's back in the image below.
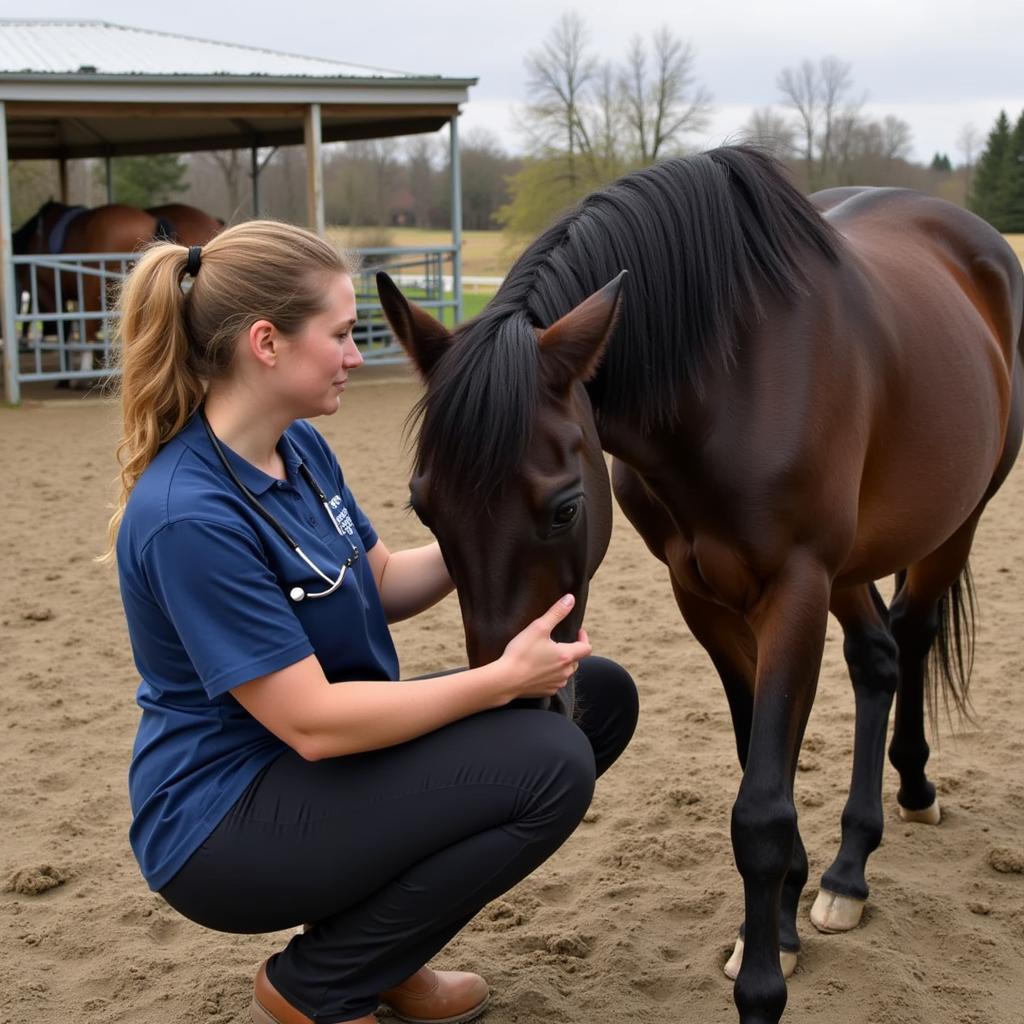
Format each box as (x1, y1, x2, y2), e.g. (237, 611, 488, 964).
(69, 204, 161, 253)
(818, 187, 1022, 354)
(809, 187, 1024, 580)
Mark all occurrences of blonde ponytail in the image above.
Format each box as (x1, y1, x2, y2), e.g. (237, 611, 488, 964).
(101, 244, 201, 560)
(101, 220, 352, 561)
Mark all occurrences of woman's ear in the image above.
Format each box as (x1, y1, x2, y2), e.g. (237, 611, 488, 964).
(246, 319, 279, 367)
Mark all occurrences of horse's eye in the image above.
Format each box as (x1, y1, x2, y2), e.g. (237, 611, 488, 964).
(407, 494, 431, 530)
(552, 499, 580, 529)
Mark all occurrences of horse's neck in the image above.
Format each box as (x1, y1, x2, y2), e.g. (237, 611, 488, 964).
(587, 375, 706, 477)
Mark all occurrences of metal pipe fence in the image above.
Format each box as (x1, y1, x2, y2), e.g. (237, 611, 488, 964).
(3, 244, 457, 386)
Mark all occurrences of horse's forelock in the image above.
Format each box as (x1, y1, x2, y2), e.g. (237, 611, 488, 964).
(411, 310, 540, 505)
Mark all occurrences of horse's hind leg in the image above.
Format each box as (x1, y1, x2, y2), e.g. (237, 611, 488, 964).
(891, 357, 1023, 817)
(888, 517, 980, 823)
(670, 583, 804, 981)
(811, 583, 898, 933)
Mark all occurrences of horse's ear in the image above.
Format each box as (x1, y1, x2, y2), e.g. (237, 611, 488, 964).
(538, 270, 626, 390)
(376, 272, 453, 378)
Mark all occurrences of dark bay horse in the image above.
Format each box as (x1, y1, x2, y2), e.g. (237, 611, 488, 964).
(376, 146, 1024, 1024)
(13, 201, 222, 378)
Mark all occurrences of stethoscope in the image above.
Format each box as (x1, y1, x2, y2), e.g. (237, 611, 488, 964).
(200, 409, 360, 602)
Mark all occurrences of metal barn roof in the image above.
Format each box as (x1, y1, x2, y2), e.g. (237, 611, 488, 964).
(0, 19, 413, 79)
(0, 19, 477, 159)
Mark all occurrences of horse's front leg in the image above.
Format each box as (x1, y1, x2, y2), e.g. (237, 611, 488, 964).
(732, 552, 830, 1024)
(670, 581, 805, 980)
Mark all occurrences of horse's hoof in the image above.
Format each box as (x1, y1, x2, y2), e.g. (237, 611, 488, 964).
(898, 796, 941, 825)
(810, 888, 865, 933)
(723, 937, 798, 980)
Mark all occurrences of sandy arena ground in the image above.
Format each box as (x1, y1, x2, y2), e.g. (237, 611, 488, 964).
(2, 366, 1023, 1024)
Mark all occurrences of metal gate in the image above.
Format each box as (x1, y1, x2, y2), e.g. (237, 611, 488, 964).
(2, 244, 458, 397)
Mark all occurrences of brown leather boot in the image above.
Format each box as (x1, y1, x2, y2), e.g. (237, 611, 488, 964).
(379, 966, 490, 1024)
(251, 960, 378, 1024)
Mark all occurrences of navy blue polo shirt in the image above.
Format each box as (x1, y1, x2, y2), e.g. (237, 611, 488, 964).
(117, 413, 398, 891)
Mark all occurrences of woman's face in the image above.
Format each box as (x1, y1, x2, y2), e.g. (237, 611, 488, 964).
(278, 272, 363, 418)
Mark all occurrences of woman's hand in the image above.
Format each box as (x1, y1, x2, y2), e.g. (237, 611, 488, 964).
(233, 593, 592, 760)
(496, 594, 592, 701)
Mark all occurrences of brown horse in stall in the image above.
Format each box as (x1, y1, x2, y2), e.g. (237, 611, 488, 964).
(13, 201, 223, 380)
(376, 147, 1024, 1024)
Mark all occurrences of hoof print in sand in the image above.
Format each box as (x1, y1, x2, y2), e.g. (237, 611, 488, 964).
(21, 608, 54, 622)
(4, 864, 69, 894)
(987, 847, 1024, 874)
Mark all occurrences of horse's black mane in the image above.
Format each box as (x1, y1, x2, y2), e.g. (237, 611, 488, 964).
(414, 145, 841, 500)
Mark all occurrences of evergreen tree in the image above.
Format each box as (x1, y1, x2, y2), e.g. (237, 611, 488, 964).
(1002, 110, 1024, 232)
(929, 152, 952, 172)
(969, 110, 1012, 227)
(101, 154, 189, 208)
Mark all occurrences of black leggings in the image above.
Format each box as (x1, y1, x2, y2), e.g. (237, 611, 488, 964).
(161, 656, 638, 1023)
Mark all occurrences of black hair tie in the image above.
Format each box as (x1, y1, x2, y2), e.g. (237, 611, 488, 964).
(186, 245, 202, 277)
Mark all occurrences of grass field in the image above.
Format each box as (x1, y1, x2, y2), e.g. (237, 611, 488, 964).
(328, 226, 524, 280)
(452, 290, 494, 322)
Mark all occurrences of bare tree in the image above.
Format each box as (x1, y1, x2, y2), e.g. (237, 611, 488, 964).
(455, 129, 522, 230)
(590, 61, 624, 178)
(741, 107, 797, 159)
(258, 146, 306, 224)
(620, 36, 649, 160)
(817, 56, 856, 179)
(777, 59, 820, 184)
(619, 27, 711, 162)
(404, 135, 441, 227)
(323, 139, 401, 227)
(522, 11, 597, 187)
(879, 115, 913, 161)
(210, 150, 247, 219)
(778, 56, 861, 188)
(956, 122, 980, 201)
(830, 110, 864, 183)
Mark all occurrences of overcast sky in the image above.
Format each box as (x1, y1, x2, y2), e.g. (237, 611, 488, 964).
(15, 1, 1024, 164)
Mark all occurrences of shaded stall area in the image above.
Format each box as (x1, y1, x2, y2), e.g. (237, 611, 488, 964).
(0, 18, 476, 401)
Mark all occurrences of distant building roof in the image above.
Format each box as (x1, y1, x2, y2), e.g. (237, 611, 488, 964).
(0, 19, 419, 80)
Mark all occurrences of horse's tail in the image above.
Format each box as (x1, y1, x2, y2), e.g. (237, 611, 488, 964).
(925, 560, 977, 728)
(153, 217, 177, 243)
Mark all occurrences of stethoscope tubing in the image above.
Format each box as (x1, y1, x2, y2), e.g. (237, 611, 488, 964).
(199, 408, 359, 602)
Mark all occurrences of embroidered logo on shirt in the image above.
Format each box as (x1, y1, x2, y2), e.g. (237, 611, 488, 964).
(328, 494, 355, 535)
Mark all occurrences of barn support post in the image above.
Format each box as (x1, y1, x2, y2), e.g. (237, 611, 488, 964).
(1, 101, 19, 404)
(58, 157, 69, 204)
(105, 154, 114, 203)
(251, 145, 260, 217)
(449, 113, 463, 323)
(303, 104, 325, 236)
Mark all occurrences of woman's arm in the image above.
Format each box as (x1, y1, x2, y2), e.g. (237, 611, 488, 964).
(366, 539, 454, 623)
(231, 594, 590, 761)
